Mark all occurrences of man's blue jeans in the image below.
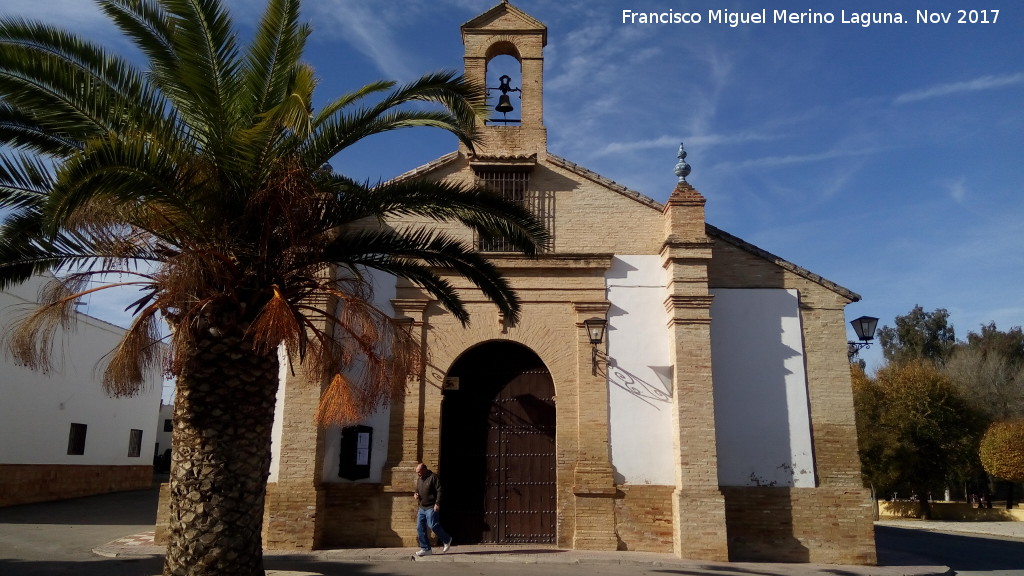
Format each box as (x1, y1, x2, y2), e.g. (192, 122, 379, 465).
(416, 506, 451, 550)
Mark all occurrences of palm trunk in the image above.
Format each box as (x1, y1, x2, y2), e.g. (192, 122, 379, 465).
(163, 330, 280, 576)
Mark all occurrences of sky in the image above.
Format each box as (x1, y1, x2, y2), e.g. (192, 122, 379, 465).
(3, 0, 1023, 374)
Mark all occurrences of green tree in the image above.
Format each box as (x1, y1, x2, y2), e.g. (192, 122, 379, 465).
(852, 361, 985, 518)
(965, 322, 1024, 363)
(877, 305, 956, 365)
(0, 1, 547, 575)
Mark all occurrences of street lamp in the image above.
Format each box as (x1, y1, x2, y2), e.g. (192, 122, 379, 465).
(848, 315, 879, 360)
(583, 317, 607, 374)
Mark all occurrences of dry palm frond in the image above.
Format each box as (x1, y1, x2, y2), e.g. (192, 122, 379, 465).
(248, 285, 302, 355)
(4, 275, 86, 372)
(102, 303, 163, 397)
(306, 283, 420, 427)
(315, 373, 362, 427)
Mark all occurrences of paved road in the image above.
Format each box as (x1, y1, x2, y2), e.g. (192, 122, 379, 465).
(877, 525, 1024, 576)
(0, 489, 160, 575)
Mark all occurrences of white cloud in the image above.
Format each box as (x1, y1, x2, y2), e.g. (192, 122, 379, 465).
(944, 176, 968, 203)
(894, 72, 1024, 105)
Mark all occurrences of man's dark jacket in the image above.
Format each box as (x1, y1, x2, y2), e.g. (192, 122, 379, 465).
(416, 470, 443, 508)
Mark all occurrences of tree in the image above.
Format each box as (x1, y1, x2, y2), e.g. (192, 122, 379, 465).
(979, 419, 1024, 509)
(944, 346, 1024, 422)
(965, 322, 1024, 363)
(0, 2, 547, 575)
(877, 305, 956, 365)
(852, 361, 985, 518)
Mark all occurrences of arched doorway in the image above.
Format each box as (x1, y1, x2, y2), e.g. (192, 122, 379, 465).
(440, 341, 556, 544)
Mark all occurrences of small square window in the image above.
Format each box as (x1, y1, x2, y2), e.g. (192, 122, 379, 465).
(67, 423, 87, 455)
(128, 429, 143, 458)
(163, 419, 172, 432)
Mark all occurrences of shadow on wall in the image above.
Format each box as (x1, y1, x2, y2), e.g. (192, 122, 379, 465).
(711, 289, 811, 489)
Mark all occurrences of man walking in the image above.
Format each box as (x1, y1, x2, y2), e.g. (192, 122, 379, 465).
(414, 462, 453, 556)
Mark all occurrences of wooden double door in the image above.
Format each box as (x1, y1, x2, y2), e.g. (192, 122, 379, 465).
(440, 342, 556, 544)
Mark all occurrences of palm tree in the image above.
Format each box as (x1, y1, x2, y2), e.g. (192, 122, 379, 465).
(0, 1, 547, 575)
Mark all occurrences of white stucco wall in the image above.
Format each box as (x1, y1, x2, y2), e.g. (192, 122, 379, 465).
(710, 288, 815, 487)
(155, 402, 173, 458)
(0, 275, 162, 466)
(606, 255, 675, 485)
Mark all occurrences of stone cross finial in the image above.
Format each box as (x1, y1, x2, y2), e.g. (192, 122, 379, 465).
(674, 142, 691, 183)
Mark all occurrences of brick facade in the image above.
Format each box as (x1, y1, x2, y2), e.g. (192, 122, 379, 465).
(0, 464, 153, 507)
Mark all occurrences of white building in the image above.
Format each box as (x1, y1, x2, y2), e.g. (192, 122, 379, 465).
(0, 274, 163, 506)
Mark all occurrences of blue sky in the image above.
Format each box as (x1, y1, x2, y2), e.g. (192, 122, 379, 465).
(4, 0, 1023, 373)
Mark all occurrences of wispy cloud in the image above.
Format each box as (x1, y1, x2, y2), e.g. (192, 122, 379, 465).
(893, 73, 1024, 105)
(305, 1, 419, 80)
(710, 148, 879, 171)
(593, 132, 776, 157)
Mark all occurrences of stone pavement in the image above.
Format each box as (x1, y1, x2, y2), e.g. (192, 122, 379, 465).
(94, 529, 956, 576)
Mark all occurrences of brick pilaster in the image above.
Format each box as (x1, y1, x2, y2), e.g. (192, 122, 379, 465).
(263, 358, 327, 550)
(377, 299, 430, 546)
(661, 182, 729, 561)
(571, 302, 617, 549)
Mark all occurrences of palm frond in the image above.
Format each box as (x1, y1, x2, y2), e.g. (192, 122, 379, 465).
(330, 176, 550, 255)
(324, 227, 523, 325)
(157, 0, 241, 146)
(0, 152, 53, 210)
(303, 71, 485, 167)
(102, 302, 164, 397)
(242, 0, 308, 117)
(3, 273, 86, 372)
(311, 80, 394, 125)
(99, 0, 176, 80)
(44, 134, 206, 239)
(248, 284, 302, 355)
(0, 16, 168, 141)
(0, 105, 81, 156)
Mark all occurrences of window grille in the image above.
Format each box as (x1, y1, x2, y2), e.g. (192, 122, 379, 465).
(67, 423, 87, 455)
(128, 429, 143, 457)
(474, 170, 553, 252)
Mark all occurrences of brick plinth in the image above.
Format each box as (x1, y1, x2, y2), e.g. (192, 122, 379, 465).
(263, 482, 325, 550)
(322, 483, 384, 547)
(0, 464, 153, 508)
(673, 487, 730, 561)
(376, 488, 420, 546)
(572, 493, 618, 549)
(613, 484, 675, 552)
(722, 486, 876, 565)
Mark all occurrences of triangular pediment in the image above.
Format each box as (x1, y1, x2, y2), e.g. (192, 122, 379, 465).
(462, 1, 547, 45)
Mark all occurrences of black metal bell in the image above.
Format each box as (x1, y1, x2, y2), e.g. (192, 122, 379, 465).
(495, 94, 514, 114)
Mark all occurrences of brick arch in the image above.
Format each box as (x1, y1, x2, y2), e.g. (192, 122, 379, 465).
(485, 38, 522, 61)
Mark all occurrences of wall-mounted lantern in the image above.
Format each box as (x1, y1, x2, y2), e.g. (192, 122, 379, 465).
(583, 317, 607, 374)
(848, 315, 879, 360)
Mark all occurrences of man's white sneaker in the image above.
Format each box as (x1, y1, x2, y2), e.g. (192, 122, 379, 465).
(442, 538, 452, 553)
(415, 549, 432, 557)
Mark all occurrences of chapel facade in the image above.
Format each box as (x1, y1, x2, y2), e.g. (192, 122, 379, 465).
(157, 2, 876, 564)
